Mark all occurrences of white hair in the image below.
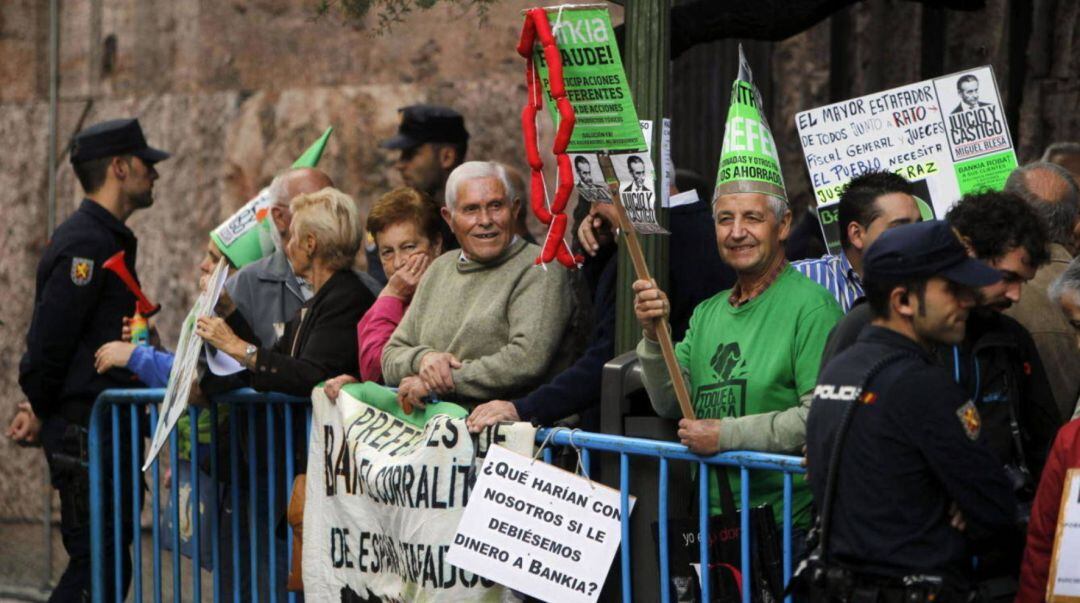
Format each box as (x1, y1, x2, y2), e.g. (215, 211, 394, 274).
(765, 195, 789, 221)
(267, 172, 289, 208)
(714, 192, 789, 221)
(444, 161, 512, 212)
(1049, 256, 1080, 305)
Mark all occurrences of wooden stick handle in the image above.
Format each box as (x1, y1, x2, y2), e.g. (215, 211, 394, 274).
(599, 155, 695, 420)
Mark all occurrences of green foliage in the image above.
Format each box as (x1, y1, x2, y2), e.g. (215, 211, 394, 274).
(312, 0, 501, 33)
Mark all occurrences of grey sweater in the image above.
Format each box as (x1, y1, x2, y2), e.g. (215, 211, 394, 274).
(381, 238, 575, 403)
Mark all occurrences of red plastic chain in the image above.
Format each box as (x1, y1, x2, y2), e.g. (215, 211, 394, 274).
(517, 7, 581, 269)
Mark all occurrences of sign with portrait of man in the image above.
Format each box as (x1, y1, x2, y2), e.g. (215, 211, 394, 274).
(570, 154, 613, 204)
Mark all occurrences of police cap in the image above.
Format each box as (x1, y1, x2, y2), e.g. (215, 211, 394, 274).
(380, 105, 469, 150)
(70, 118, 171, 165)
(863, 220, 1001, 287)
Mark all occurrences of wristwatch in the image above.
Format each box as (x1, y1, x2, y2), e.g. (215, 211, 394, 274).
(243, 344, 258, 365)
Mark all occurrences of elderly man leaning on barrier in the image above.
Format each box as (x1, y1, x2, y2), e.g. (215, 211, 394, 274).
(632, 188, 842, 526)
(381, 161, 575, 413)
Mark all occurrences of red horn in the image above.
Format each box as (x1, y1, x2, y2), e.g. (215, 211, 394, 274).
(102, 251, 160, 317)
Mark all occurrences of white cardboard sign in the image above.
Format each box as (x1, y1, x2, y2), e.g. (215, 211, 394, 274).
(795, 66, 1016, 252)
(448, 444, 635, 603)
(1049, 468, 1080, 602)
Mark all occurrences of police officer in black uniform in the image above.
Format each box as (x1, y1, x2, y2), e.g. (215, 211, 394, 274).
(19, 118, 169, 602)
(802, 221, 1020, 602)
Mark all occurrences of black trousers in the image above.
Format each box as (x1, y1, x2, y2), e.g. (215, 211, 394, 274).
(42, 412, 144, 602)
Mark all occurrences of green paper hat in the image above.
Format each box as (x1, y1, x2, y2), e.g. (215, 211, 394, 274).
(211, 127, 334, 268)
(292, 126, 333, 168)
(713, 46, 787, 202)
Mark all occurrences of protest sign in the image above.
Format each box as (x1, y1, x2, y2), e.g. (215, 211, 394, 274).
(533, 8, 642, 153)
(570, 153, 612, 204)
(795, 66, 1016, 252)
(530, 6, 664, 233)
(610, 151, 667, 234)
(304, 382, 536, 601)
(522, 5, 690, 419)
(640, 118, 673, 208)
(449, 444, 634, 603)
(1048, 468, 1080, 602)
(143, 257, 229, 470)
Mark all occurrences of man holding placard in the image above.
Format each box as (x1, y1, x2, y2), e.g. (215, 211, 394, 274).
(633, 53, 842, 531)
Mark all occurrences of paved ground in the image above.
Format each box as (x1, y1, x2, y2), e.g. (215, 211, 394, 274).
(0, 520, 214, 602)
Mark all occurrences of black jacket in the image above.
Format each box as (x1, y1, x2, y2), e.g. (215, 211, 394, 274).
(807, 326, 1017, 583)
(823, 303, 1062, 483)
(20, 199, 144, 422)
(228, 269, 375, 397)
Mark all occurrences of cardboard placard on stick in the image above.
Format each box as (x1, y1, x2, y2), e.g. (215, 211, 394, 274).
(598, 154, 694, 420)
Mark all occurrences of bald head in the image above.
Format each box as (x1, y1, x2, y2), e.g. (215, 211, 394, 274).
(1005, 162, 1080, 249)
(269, 168, 334, 240)
(1044, 142, 1080, 183)
(271, 168, 334, 208)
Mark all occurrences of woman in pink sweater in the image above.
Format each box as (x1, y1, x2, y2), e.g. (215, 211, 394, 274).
(325, 188, 442, 398)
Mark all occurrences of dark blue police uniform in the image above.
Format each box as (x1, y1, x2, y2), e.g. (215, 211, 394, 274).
(802, 221, 1021, 602)
(807, 326, 1017, 585)
(18, 118, 167, 602)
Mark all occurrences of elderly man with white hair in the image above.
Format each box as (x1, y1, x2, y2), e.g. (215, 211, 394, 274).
(633, 183, 841, 530)
(1048, 258, 1080, 419)
(381, 160, 574, 412)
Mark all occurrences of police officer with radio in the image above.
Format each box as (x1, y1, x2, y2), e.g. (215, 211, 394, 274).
(802, 221, 1019, 602)
(19, 118, 169, 602)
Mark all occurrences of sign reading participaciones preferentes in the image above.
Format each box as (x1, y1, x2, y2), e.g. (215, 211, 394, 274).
(449, 444, 634, 603)
(796, 65, 1017, 252)
(530, 6, 669, 234)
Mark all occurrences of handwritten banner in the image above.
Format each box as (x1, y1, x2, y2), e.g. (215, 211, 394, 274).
(303, 383, 536, 601)
(796, 65, 1016, 252)
(449, 444, 634, 603)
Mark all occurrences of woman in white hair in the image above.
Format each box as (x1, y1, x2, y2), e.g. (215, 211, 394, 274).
(196, 186, 376, 396)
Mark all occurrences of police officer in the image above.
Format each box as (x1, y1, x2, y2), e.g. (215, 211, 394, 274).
(19, 118, 169, 602)
(803, 221, 1019, 602)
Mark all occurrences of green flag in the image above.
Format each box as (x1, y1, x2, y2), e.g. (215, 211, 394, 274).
(714, 46, 787, 202)
(212, 127, 334, 268)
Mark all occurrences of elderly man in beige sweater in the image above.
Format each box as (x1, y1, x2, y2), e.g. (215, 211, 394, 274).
(382, 161, 574, 412)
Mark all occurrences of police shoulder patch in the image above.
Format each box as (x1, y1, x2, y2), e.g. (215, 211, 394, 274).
(71, 257, 94, 286)
(956, 400, 981, 441)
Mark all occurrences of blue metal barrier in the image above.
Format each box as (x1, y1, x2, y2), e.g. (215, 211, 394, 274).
(536, 427, 806, 603)
(89, 389, 803, 603)
(88, 388, 310, 603)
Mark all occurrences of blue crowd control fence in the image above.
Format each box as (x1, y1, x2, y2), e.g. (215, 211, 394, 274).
(89, 389, 805, 603)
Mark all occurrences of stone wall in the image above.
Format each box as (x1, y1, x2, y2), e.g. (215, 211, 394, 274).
(0, 0, 566, 522)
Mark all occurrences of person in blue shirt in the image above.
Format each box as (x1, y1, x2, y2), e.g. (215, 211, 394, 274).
(793, 171, 921, 312)
(93, 238, 235, 384)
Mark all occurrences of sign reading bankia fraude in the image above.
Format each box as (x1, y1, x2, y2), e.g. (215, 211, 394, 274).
(449, 444, 635, 603)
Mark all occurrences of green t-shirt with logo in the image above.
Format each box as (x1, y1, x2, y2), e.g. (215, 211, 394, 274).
(675, 266, 842, 525)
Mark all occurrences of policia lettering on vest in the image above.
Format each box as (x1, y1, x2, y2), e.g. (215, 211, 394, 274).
(796, 221, 1021, 603)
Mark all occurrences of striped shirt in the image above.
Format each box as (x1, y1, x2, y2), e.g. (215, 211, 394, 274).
(792, 251, 863, 312)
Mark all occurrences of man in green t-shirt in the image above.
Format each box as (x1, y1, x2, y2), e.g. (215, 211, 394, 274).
(633, 190, 842, 524)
